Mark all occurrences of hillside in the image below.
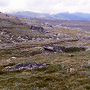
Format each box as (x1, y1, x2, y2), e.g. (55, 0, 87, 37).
(38, 19, 90, 32)
(0, 12, 56, 48)
(0, 12, 90, 90)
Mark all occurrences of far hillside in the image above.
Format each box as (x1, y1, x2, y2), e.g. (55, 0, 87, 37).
(7, 11, 90, 32)
(8, 11, 90, 20)
(38, 19, 90, 32)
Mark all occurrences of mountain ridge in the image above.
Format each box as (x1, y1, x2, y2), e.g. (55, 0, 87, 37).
(7, 11, 90, 20)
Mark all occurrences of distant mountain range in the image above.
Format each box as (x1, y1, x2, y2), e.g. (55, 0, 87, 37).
(54, 12, 90, 20)
(7, 11, 90, 20)
(7, 11, 56, 19)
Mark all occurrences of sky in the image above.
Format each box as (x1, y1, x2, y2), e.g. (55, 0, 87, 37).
(0, 0, 90, 14)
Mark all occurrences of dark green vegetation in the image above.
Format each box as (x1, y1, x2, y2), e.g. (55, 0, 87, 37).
(64, 47, 86, 52)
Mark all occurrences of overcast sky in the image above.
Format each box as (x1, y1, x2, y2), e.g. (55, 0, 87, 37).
(0, 0, 90, 14)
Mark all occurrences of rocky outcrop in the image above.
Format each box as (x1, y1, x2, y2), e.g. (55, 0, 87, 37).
(44, 45, 65, 53)
(43, 45, 86, 54)
(4, 63, 49, 71)
(30, 25, 44, 32)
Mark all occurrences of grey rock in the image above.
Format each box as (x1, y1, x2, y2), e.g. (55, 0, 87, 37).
(30, 25, 44, 33)
(44, 45, 65, 53)
(4, 62, 49, 71)
(88, 76, 90, 78)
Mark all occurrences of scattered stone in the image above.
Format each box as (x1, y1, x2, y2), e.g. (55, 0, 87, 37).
(0, 32, 7, 35)
(67, 68, 76, 73)
(4, 62, 49, 71)
(87, 62, 90, 65)
(88, 76, 90, 78)
(69, 68, 76, 73)
(83, 36, 90, 40)
(42, 49, 55, 55)
(68, 54, 74, 57)
(11, 57, 16, 59)
(0, 40, 2, 43)
(85, 47, 90, 51)
(5, 66, 13, 70)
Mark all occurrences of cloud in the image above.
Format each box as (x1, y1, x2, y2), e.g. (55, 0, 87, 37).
(0, 0, 10, 7)
(9, 0, 27, 11)
(0, 0, 90, 13)
(25, 0, 90, 13)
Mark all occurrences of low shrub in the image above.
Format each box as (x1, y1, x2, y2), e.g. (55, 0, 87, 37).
(63, 47, 86, 52)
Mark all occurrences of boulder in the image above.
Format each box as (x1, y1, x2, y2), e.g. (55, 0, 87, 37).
(44, 45, 65, 53)
(30, 25, 44, 32)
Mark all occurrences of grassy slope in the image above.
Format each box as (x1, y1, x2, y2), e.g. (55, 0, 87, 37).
(0, 13, 90, 90)
(0, 39, 90, 90)
(0, 51, 90, 90)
